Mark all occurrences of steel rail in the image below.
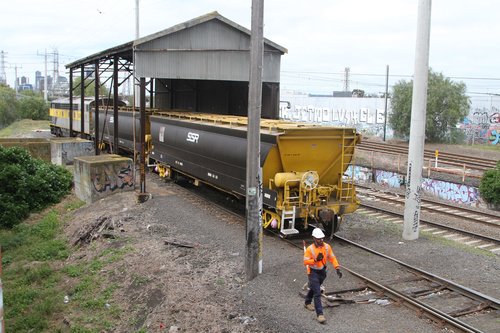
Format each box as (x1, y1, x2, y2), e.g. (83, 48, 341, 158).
(357, 185, 500, 229)
(357, 141, 497, 170)
(360, 201, 500, 244)
(277, 231, 497, 333)
(335, 235, 500, 309)
(344, 269, 482, 333)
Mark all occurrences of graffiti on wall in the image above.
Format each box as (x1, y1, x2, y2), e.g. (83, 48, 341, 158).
(421, 178, 478, 205)
(91, 162, 134, 194)
(461, 106, 500, 145)
(374, 170, 404, 188)
(346, 166, 372, 183)
(280, 105, 386, 125)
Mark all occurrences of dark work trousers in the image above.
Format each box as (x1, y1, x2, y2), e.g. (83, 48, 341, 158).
(305, 268, 327, 315)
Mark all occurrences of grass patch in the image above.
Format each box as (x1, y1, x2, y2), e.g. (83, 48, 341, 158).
(2, 210, 67, 332)
(0, 119, 50, 138)
(0, 194, 130, 332)
(468, 144, 500, 152)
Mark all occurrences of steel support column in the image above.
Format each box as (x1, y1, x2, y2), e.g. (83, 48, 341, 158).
(80, 66, 85, 138)
(94, 60, 100, 155)
(139, 77, 147, 201)
(113, 56, 119, 152)
(69, 68, 73, 137)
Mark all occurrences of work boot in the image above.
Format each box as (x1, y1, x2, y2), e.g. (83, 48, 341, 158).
(317, 314, 326, 324)
(304, 303, 315, 311)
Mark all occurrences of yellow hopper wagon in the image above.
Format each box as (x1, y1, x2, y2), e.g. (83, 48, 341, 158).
(149, 112, 361, 237)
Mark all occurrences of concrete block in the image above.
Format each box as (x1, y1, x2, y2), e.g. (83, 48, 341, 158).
(51, 138, 95, 165)
(74, 154, 134, 203)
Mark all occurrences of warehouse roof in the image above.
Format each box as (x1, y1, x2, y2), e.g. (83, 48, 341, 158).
(65, 11, 287, 69)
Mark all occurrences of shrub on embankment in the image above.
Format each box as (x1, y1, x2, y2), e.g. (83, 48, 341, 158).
(479, 161, 500, 208)
(0, 145, 72, 228)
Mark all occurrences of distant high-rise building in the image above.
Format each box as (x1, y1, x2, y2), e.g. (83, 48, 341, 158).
(35, 71, 42, 91)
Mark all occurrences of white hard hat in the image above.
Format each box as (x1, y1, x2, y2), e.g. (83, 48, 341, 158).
(312, 228, 325, 239)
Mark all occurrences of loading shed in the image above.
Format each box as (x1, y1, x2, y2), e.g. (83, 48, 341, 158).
(64, 11, 286, 198)
(65, 12, 286, 126)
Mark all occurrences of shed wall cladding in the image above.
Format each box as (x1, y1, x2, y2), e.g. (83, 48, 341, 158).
(135, 20, 281, 82)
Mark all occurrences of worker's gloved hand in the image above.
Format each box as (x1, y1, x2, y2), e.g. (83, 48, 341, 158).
(316, 253, 324, 262)
(336, 269, 342, 279)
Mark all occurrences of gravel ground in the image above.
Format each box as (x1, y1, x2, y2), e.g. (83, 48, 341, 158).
(66, 172, 499, 332)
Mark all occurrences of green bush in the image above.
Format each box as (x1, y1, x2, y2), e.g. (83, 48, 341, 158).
(479, 161, 500, 206)
(0, 146, 72, 228)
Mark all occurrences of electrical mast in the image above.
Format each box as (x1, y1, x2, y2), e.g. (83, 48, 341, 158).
(0, 51, 7, 85)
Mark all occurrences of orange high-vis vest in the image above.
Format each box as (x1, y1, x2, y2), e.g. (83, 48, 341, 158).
(303, 243, 339, 274)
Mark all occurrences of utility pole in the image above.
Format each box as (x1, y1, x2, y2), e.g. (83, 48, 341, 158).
(135, 0, 140, 39)
(343, 67, 350, 92)
(403, 0, 432, 240)
(246, 0, 264, 281)
(44, 50, 48, 101)
(52, 48, 59, 96)
(14, 65, 22, 92)
(383, 65, 389, 141)
(0, 51, 6, 85)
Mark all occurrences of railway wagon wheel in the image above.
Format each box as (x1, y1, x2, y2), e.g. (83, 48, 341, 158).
(319, 210, 341, 239)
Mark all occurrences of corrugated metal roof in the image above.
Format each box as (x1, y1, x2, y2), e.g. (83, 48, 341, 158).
(66, 11, 286, 69)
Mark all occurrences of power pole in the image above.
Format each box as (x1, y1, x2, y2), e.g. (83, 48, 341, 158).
(0, 51, 6, 85)
(246, 0, 264, 281)
(52, 48, 59, 96)
(135, 0, 140, 39)
(44, 50, 48, 101)
(403, 0, 432, 240)
(343, 67, 350, 92)
(14, 65, 22, 92)
(383, 65, 389, 141)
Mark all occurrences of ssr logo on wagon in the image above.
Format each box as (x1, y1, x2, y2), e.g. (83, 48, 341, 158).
(186, 132, 200, 143)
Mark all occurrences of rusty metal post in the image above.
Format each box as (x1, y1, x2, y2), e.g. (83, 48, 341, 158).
(69, 68, 73, 137)
(94, 60, 100, 155)
(139, 77, 147, 201)
(80, 66, 85, 138)
(150, 79, 154, 108)
(113, 56, 119, 152)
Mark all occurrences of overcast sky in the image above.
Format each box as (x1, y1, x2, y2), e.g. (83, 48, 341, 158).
(1, 0, 499, 97)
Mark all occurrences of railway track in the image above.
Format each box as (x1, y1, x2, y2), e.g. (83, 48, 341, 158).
(162, 175, 500, 333)
(279, 234, 500, 333)
(357, 141, 498, 171)
(356, 186, 500, 254)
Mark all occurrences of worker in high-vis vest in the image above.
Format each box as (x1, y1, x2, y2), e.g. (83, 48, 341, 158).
(303, 228, 342, 324)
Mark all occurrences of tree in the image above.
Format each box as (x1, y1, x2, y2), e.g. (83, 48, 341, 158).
(479, 161, 500, 208)
(0, 84, 19, 128)
(72, 77, 109, 97)
(389, 70, 470, 142)
(18, 92, 49, 120)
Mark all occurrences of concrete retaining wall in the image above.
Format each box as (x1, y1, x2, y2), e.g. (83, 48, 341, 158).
(51, 138, 95, 165)
(0, 138, 51, 162)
